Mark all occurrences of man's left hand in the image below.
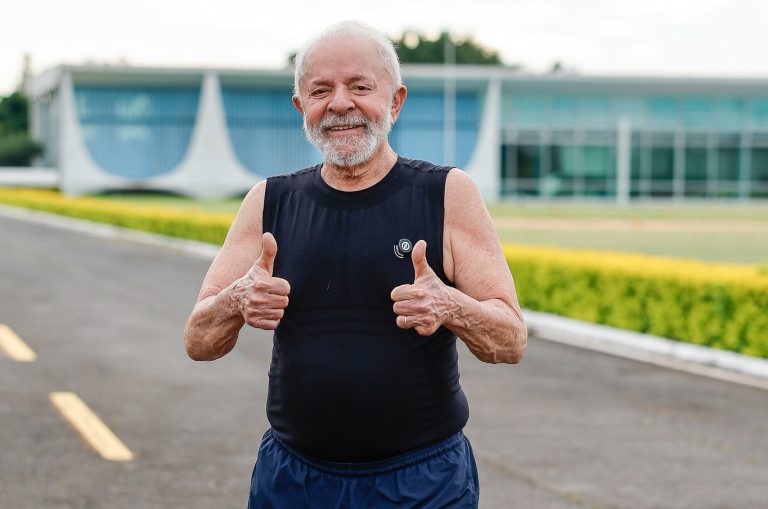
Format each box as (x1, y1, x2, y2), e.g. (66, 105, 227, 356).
(391, 240, 454, 336)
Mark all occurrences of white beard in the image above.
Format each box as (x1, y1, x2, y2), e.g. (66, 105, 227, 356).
(303, 107, 392, 167)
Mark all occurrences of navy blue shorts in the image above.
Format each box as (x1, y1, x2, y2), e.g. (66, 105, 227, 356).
(248, 429, 479, 508)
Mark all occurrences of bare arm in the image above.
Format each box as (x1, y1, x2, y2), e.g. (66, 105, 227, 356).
(391, 169, 527, 364)
(183, 181, 290, 361)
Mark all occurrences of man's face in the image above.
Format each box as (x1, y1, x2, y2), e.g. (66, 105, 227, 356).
(294, 36, 405, 167)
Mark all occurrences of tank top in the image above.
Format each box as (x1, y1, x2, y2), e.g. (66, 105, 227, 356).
(262, 156, 469, 462)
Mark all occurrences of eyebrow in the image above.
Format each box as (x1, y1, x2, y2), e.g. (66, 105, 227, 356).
(307, 75, 376, 87)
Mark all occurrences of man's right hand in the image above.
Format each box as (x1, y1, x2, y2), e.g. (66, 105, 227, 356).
(229, 232, 291, 330)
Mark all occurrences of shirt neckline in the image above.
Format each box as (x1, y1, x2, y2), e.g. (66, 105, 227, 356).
(312, 156, 403, 202)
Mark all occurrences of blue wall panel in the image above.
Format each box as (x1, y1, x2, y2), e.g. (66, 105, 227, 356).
(221, 88, 319, 175)
(391, 91, 480, 168)
(75, 85, 200, 178)
(222, 88, 481, 174)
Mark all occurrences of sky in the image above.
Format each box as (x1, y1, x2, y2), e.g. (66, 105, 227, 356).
(2, 0, 768, 95)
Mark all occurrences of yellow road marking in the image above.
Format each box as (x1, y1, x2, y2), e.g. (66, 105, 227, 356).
(49, 392, 134, 461)
(0, 324, 37, 361)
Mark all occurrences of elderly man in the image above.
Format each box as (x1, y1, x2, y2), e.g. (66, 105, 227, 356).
(184, 20, 527, 509)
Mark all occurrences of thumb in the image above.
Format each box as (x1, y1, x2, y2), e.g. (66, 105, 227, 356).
(254, 232, 277, 276)
(411, 240, 432, 280)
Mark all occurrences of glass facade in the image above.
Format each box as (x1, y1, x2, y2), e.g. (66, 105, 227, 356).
(50, 70, 768, 200)
(221, 87, 318, 175)
(500, 92, 768, 199)
(74, 85, 200, 178)
(390, 91, 480, 168)
(221, 87, 481, 175)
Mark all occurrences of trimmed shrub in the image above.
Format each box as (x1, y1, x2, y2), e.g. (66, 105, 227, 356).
(1, 188, 765, 358)
(503, 244, 768, 358)
(0, 134, 43, 166)
(0, 188, 234, 244)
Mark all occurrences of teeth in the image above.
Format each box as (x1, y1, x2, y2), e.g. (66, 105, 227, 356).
(329, 126, 359, 131)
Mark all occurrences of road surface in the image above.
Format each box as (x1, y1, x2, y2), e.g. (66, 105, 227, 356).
(1, 214, 766, 508)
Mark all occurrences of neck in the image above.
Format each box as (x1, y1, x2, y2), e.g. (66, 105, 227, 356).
(321, 143, 398, 191)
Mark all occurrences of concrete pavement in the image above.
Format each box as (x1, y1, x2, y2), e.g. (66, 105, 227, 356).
(1, 213, 767, 508)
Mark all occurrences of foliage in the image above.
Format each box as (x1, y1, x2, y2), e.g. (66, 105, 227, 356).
(1, 188, 765, 359)
(504, 244, 768, 358)
(288, 32, 505, 66)
(0, 92, 29, 134)
(393, 32, 502, 65)
(0, 91, 43, 166)
(0, 133, 43, 166)
(0, 188, 233, 244)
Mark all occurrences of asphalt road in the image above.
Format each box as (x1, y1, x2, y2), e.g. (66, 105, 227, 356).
(1, 214, 766, 509)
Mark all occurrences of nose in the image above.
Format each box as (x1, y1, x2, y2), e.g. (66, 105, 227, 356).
(327, 87, 355, 114)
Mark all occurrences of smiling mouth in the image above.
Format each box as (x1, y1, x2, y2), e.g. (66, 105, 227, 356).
(327, 125, 363, 132)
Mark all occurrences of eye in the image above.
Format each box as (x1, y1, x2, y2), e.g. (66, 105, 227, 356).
(310, 88, 330, 97)
(352, 85, 371, 94)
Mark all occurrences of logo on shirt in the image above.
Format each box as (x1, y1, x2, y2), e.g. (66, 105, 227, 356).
(394, 238, 413, 259)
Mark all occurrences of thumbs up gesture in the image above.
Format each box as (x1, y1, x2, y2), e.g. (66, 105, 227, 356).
(391, 240, 449, 336)
(231, 232, 291, 330)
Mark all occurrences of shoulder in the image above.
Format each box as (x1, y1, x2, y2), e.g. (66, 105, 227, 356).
(267, 165, 319, 182)
(263, 165, 320, 197)
(397, 157, 454, 174)
(397, 158, 454, 200)
(445, 168, 483, 208)
(443, 168, 494, 253)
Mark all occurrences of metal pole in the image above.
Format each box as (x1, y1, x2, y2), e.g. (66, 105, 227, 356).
(616, 117, 631, 206)
(673, 128, 685, 200)
(739, 131, 751, 200)
(443, 34, 456, 167)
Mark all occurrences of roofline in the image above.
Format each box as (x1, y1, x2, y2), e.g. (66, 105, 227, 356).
(29, 63, 768, 96)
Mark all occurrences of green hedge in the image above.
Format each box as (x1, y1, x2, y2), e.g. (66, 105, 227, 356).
(0, 188, 233, 245)
(504, 245, 768, 358)
(2, 188, 766, 359)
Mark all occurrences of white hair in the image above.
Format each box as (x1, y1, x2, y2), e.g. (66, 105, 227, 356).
(293, 20, 402, 101)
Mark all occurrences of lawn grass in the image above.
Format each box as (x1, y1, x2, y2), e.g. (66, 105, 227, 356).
(487, 201, 768, 220)
(94, 191, 243, 214)
(495, 229, 768, 264)
(45, 191, 768, 265)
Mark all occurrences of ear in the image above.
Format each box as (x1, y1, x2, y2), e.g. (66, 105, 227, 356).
(292, 95, 304, 115)
(389, 85, 407, 125)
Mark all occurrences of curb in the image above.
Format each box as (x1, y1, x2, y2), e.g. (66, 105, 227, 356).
(0, 204, 220, 261)
(524, 310, 768, 391)
(3, 203, 767, 390)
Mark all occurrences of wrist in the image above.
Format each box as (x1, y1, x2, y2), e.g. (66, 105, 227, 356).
(438, 285, 467, 329)
(223, 276, 251, 317)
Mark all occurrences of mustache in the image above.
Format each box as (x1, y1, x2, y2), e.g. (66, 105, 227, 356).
(317, 114, 372, 131)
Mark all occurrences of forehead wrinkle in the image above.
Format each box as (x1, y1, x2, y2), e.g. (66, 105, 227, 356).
(300, 36, 390, 88)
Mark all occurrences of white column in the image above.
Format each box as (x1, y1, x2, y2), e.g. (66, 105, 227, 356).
(616, 117, 631, 206)
(158, 71, 255, 198)
(739, 132, 751, 200)
(466, 77, 502, 201)
(673, 129, 685, 200)
(442, 38, 456, 167)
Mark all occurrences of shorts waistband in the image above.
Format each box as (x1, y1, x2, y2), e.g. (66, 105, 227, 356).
(268, 429, 466, 477)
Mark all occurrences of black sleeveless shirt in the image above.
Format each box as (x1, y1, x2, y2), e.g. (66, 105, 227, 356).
(262, 157, 469, 462)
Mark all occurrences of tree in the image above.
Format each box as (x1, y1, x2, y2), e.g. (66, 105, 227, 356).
(393, 32, 503, 65)
(287, 32, 508, 67)
(0, 92, 30, 134)
(0, 91, 42, 166)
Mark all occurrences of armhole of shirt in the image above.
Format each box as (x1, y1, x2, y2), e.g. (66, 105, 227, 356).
(435, 168, 451, 287)
(262, 177, 275, 235)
